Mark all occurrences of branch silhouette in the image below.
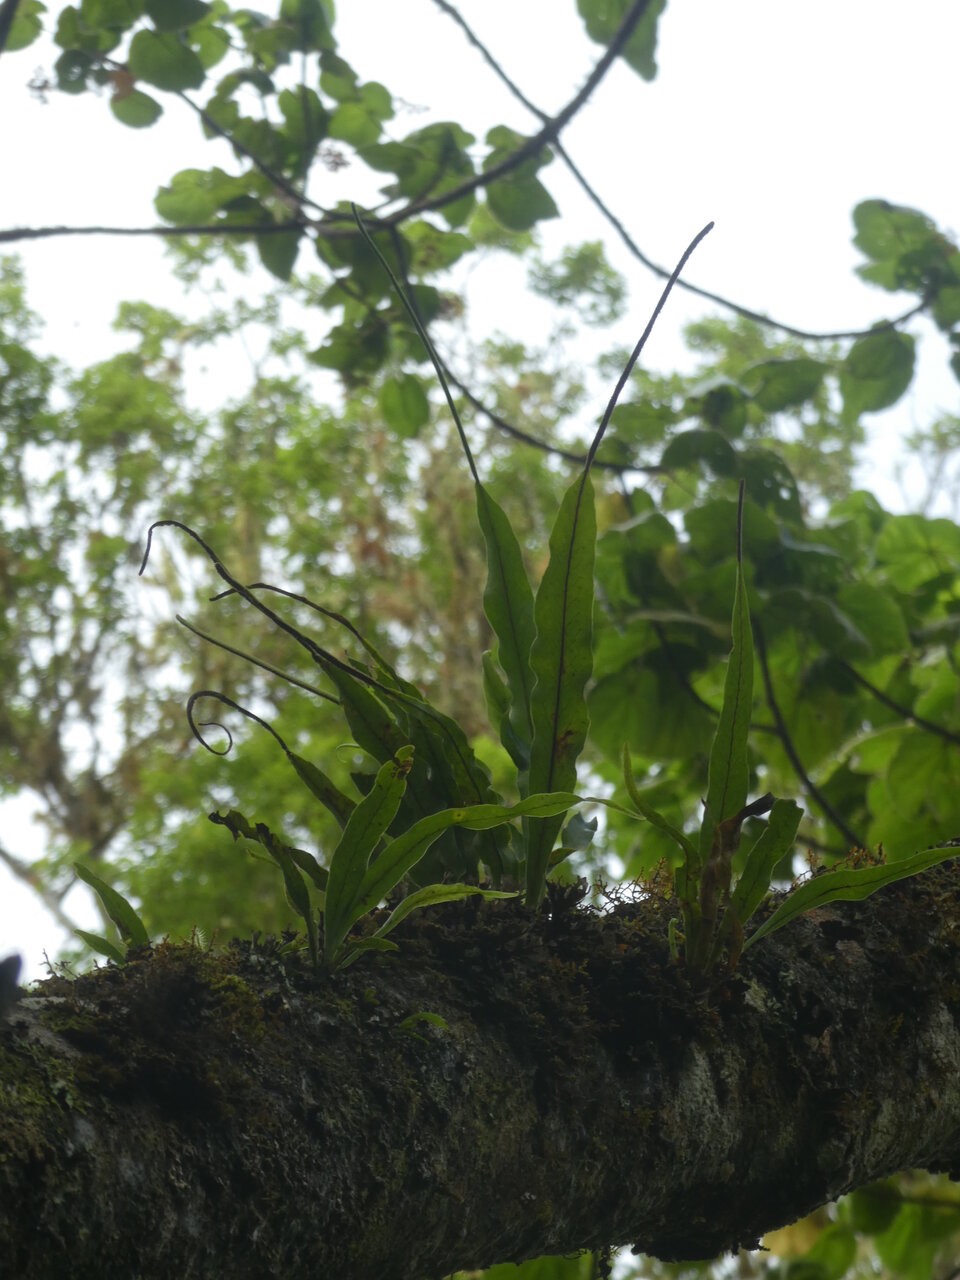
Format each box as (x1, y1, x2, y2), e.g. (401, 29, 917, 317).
(431, 0, 930, 343)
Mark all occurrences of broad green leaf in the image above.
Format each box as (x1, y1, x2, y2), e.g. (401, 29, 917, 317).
(660, 427, 738, 475)
(323, 747, 414, 963)
(741, 357, 827, 411)
(476, 484, 537, 759)
(729, 798, 803, 926)
(74, 862, 149, 947)
(372, 884, 518, 941)
(257, 229, 302, 281)
(526, 472, 596, 903)
(698, 510, 753, 865)
(802, 1224, 858, 1280)
(329, 102, 382, 148)
(280, 0, 335, 51)
(840, 330, 915, 419)
(683, 377, 749, 436)
(576, 0, 667, 80)
(379, 374, 429, 437)
(75, 930, 128, 965)
(110, 89, 163, 128)
(6, 0, 45, 51)
(144, 0, 210, 30)
(744, 844, 960, 950)
(486, 177, 558, 232)
(128, 29, 205, 91)
(834, 582, 909, 657)
(155, 167, 247, 224)
(354, 792, 580, 924)
(853, 200, 938, 273)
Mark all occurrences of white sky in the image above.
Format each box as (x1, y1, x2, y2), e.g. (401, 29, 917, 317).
(1, 0, 957, 977)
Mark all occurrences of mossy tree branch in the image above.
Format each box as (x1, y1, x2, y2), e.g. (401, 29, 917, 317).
(3, 867, 960, 1279)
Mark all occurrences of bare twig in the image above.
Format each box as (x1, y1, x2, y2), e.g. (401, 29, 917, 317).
(839, 659, 960, 748)
(754, 621, 864, 849)
(432, 0, 930, 344)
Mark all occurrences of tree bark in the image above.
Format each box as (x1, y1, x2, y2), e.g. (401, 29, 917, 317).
(3, 866, 960, 1280)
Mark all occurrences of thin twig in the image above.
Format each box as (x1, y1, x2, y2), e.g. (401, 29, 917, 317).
(0, 221, 310, 243)
(754, 621, 864, 849)
(1, 0, 654, 246)
(839, 659, 960, 748)
(432, 0, 931, 344)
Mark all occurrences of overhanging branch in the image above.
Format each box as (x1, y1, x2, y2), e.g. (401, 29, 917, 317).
(4, 867, 960, 1278)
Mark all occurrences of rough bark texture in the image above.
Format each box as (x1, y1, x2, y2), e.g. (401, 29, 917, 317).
(3, 867, 960, 1280)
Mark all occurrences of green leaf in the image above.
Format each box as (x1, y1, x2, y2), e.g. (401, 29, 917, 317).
(802, 1224, 858, 1280)
(742, 357, 827, 411)
(660, 427, 738, 475)
(840, 330, 916, 418)
(280, 0, 335, 52)
(128, 29, 205, 90)
(155, 167, 248, 223)
(379, 374, 430, 437)
(74, 930, 128, 965)
(336, 937, 400, 968)
(144, 0, 210, 30)
(525, 472, 596, 903)
(476, 484, 537, 762)
(323, 747, 414, 964)
(371, 883, 518, 941)
(576, 0, 667, 79)
(6, 0, 45, 51)
(486, 176, 558, 232)
(328, 101, 382, 148)
(110, 88, 163, 128)
(854, 199, 933, 258)
(729, 798, 803, 926)
(288, 751, 355, 829)
(354, 792, 580, 926)
(699, 503, 753, 864)
(620, 746, 698, 862)
(256, 229, 302, 281)
(74, 862, 149, 948)
(744, 844, 960, 950)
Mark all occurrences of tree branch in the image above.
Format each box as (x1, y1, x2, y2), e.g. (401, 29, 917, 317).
(5, 872, 960, 1278)
(431, 0, 930, 343)
(0, 0, 655, 248)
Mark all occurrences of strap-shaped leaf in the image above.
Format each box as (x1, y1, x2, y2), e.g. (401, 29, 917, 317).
(370, 883, 518, 942)
(525, 472, 597, 903)
(74, 863, 149, 948)
(744, 844, 960, 951)
(324, 747, 414, 964)
(621, 744, 698, 862)
(698, 486, 753, 869)
(288, 751, 355, 829)
(476, 483, 536, 757)
(75, 930, 127, 965)
(354, 791, 581, 927)
(728, 798, 803, 927)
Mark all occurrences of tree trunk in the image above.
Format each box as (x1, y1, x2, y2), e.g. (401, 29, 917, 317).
(3, 867, 960, 1280)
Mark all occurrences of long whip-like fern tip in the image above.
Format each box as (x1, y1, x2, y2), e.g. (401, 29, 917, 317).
(586, 220, 714, 472)
(350, 202, 480, 484)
